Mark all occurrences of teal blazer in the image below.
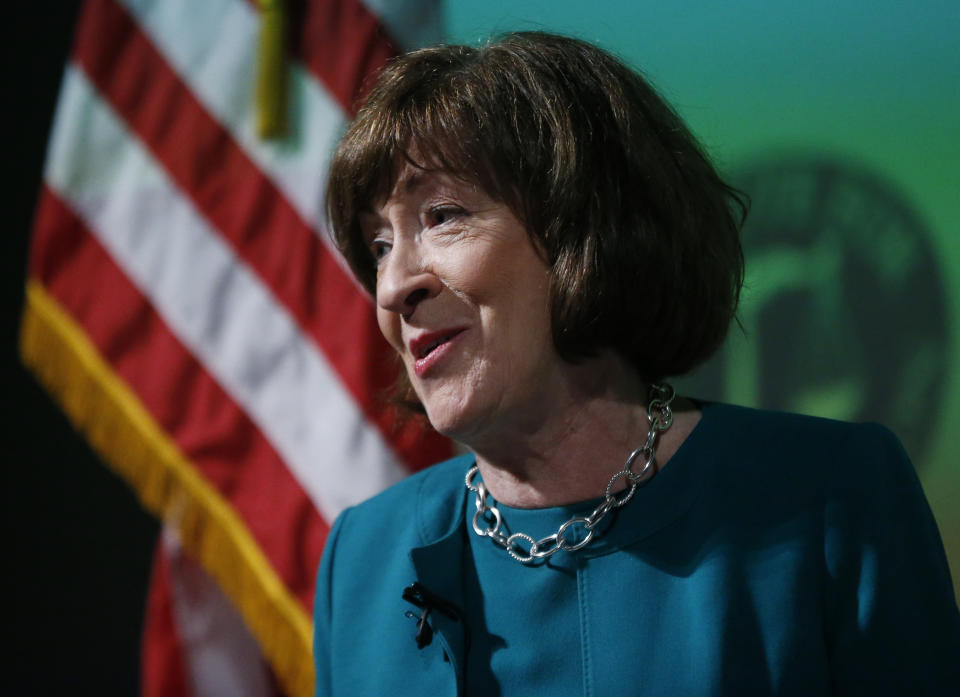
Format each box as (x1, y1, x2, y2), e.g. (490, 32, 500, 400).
(313, 404, 960, 695)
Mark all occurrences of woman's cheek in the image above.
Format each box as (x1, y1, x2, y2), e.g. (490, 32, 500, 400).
(375, 307, 404, 353)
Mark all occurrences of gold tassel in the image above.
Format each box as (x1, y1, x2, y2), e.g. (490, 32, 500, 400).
(19, 281, 314, 697)
(255, 0, 287, 139)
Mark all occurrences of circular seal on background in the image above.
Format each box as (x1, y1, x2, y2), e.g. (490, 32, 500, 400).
(679, 157, 949, 465)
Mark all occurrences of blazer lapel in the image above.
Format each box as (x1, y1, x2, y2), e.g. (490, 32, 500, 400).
(408, 455, 474, 696)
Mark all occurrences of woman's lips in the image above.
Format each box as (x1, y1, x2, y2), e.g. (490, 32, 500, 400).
(409, 328, 466, 378)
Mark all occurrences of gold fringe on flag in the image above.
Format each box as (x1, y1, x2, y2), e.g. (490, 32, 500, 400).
(255, 0, 287, 139)
(19, 281, 314, 697)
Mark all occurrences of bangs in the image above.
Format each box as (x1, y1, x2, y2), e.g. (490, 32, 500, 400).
(355, 103, 494, 213)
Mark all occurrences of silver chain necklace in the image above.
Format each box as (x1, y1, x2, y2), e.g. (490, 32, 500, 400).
(465, 383, 675, 564)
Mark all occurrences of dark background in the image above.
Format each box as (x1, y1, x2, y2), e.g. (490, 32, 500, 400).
(5, 4, 158, 695)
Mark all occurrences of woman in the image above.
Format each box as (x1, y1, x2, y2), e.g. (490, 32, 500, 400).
(314, 32, 959, 696)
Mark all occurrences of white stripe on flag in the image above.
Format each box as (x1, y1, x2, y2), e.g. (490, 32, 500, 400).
(163, 525, 275, 697)
(45, 65, 407, 522)
(122, 0, 347, 243)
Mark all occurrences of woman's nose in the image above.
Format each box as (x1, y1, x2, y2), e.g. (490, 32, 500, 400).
(375, 244, 441, 318)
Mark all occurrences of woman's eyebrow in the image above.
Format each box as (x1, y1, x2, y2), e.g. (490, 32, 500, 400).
(357, 210, 385, 239)
(397, 170, 424, 193)
(394, 168, 451, 198)
(374, 170, 455, 220)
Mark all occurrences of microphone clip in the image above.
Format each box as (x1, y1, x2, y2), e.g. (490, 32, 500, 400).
(402, 582, 462, 649)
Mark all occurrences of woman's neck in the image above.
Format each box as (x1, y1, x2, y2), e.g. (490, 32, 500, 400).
(463, 355, 701, 509)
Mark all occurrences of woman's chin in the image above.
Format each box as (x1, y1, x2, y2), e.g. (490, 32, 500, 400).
(421, 397, 486, 446)
(423, 409, 471, 443)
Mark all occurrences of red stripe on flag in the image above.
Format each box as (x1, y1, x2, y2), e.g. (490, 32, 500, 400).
(288, 0, 400, 114)
(30, 185, 328, 610)
(71, 0, 449, 471)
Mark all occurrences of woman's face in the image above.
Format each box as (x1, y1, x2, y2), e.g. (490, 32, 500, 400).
(361, 166, 566, 444)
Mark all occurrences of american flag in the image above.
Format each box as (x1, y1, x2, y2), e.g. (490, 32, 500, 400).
(20, 1, 450, 695)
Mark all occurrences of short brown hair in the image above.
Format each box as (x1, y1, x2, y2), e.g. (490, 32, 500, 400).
(326, 32, 745, 382)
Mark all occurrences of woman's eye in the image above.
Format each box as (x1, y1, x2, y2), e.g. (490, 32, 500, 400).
(369, 239, 391, 262)
(426, 206, 465, 226)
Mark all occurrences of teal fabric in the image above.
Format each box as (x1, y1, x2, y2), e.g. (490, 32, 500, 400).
(313, 403, 960, 696)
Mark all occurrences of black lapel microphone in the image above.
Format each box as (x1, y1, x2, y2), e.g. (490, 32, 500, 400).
(402, 582, 464, 649)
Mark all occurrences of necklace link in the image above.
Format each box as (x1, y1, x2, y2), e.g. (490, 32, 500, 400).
(465, 383, 675, 564)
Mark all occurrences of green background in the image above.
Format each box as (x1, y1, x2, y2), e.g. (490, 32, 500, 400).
(445, 0, 960, 597)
